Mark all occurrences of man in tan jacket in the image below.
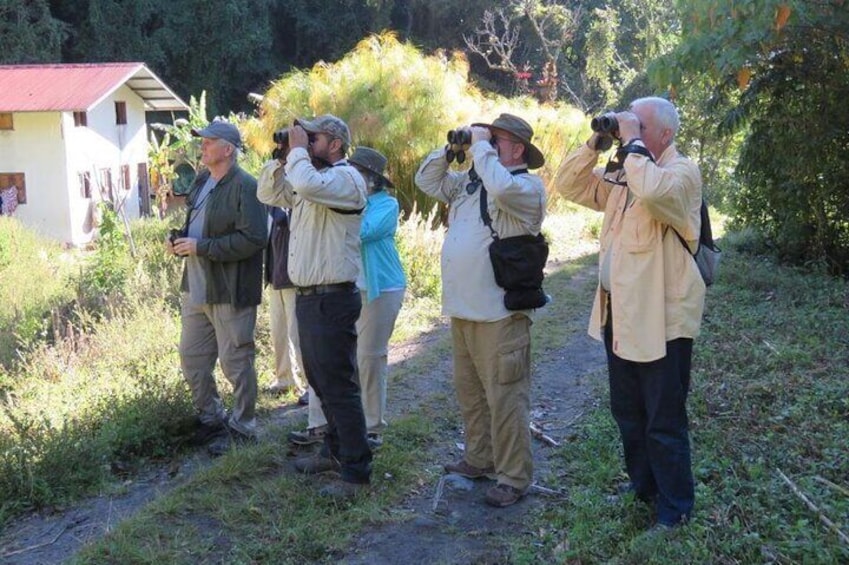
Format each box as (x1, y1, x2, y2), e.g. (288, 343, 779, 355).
(415, 114, 546, 508)
(554, 97, 705, 528)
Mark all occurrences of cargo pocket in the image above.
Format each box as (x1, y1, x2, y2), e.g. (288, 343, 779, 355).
(496, 323, 531, 385)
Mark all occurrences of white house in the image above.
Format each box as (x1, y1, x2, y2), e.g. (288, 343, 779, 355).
(0, 63, 188, 245)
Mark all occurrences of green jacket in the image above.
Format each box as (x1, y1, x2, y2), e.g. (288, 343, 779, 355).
(180, 165, 268, 307)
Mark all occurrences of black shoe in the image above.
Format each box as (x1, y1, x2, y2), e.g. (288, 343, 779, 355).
(190, 420, 227, 446)
(207, 427, 257, 457)
(298, 391, 310, 406)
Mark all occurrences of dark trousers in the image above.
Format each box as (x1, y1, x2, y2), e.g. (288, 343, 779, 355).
(604, 317, 695, 526)
(296, 289, 372, 483)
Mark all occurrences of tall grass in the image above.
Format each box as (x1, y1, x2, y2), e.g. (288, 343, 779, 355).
(0, 192, 447, 525)
(241, 32, 588, 216)
(0, 218, 76, 373)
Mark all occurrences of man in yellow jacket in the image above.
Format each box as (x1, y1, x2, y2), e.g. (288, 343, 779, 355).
(554, 97, 705, 528)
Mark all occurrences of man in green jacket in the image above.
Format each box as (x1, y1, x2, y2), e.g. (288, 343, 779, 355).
(167, 120, 267, 456)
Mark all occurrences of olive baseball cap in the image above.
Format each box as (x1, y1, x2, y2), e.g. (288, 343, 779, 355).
(295, 114, 352, 147)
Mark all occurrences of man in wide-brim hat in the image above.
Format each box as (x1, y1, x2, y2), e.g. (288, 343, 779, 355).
(471, 113, 545, 170)
(415, 112, 547, 508)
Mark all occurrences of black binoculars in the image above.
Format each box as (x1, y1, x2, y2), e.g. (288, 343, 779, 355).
(445, 128, 472, 164)
(169, 228, 185, 244)
(591, 113, 619, 135)
(272, 130, 289, 160)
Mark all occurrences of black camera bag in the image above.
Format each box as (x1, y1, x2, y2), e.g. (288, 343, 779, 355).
(479, 178, 549, 310)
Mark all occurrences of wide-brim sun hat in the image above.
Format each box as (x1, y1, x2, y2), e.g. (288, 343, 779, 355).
(349, 146, 394, 188)
(471, 113, 545, 169)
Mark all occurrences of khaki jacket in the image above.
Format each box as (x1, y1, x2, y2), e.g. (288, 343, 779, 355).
(554, 142, 705, 362)
(257, 151, 366, 287)
(415, 141, 546, 322)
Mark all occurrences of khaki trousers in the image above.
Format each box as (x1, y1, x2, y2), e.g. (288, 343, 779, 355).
(179, 296, 258, 437)
(269, 287, 306, 391)
(451, 314, 533, 490)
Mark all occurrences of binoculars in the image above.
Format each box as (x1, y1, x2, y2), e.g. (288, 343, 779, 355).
(272, 130, 289, 160)
(590, 113, 618, 135)
(168, 228, 186, 244)
(271, 129, 317, 160)
(445, 128, 472, 164)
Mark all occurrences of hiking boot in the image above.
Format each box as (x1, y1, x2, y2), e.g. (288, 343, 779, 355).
(444, 459, 496, 480)
(298, 391, 310, 406)
(485, 483, 527, 508)
(367, 432, 383, 450)
(294, 452, 341, 475)
(288, 425, 327, 446)
(318, 480, 368, 500)
(190, 419, 227, 446)
(207, 427, 257, 457)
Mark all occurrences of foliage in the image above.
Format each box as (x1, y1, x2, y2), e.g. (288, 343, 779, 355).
(148, 92, 209, 213)
(0, 0, 67, 64)
(243, 32, 587, 217)
(651, 0, 849, 274)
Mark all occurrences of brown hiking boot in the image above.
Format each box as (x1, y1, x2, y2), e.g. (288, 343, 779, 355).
(444, 459, 496, 480)
(288, 425, 327, 446)
(293, 452, 341, 475)
(485, 483, 527, 508)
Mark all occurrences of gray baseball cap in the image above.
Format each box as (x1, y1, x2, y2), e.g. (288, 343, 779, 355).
(191, 120, 242, 149)
(295, 114, 352, 147)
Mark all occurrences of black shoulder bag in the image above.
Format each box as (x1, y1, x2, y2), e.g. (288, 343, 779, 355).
(477, 168, 549, 310)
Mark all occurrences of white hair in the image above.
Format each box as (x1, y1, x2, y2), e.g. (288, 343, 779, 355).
(632, 96, 680, 136)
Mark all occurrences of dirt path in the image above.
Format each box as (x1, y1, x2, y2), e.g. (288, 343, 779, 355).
(0, 266, 607, 564)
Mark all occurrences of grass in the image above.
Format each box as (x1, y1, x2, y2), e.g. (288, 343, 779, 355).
(509, 229, 849, 563)
(2, 202, 848, 563)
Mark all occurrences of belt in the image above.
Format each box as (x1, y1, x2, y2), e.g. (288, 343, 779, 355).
(296, 282, 357, 296)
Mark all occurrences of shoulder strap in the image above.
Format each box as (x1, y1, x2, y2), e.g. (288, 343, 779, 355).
(477, 166, 529, 241)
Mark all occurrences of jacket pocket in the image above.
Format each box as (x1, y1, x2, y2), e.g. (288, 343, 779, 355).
(620, 204, 660, 253)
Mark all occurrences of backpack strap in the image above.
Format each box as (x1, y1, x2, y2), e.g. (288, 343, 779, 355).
(477, 166, 529, 241)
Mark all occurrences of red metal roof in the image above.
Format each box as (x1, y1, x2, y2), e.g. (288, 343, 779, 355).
(0, 62, 188, 112)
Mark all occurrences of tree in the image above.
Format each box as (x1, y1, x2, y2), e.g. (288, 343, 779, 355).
(651, 0, 849, 274)
(463, 0, 579, 103)
(0, 0, 67, 64)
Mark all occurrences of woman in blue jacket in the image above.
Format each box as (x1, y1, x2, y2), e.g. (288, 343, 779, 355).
(349, 147, 406, 446)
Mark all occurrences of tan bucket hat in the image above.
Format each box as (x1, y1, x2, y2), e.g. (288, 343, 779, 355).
(349, 146, 394, 188)
(472, 113, 545, 169)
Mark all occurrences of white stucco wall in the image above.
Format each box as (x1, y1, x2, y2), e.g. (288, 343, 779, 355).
(0, 112, 72, 242)
(0, 86, 151, 245)
(64, 84, 149, 245)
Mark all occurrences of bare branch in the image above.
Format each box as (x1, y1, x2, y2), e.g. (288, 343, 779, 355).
(463, 8, 521, 74)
